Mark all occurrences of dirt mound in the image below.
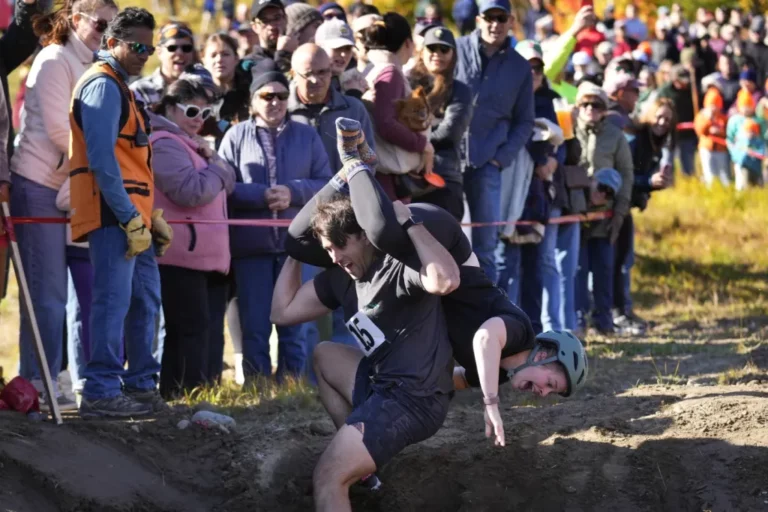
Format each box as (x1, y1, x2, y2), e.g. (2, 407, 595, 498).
(1, 384, 767, 512)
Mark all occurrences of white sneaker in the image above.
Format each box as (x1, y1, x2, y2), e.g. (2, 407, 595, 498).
(39, 392, 79, 413)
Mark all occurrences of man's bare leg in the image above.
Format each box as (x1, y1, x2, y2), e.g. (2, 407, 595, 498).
(313, 425, 376, 512)
(313, 342, 362, 428)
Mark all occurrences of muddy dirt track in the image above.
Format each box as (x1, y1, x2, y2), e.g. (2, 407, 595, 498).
(1, 340, 767, 512)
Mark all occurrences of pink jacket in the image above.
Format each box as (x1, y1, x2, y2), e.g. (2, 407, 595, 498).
(151, 127, 231, 274)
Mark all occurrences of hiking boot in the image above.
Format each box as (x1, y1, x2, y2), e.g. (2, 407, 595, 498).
(79, 394, 152, 419)
(124, 387, 171, 414)
(358, 473, 382, 492)
(613, 309, 647, 336)
(39, 392, 78, 413)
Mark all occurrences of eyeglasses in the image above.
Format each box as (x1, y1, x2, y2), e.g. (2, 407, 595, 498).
(482, 13, 510, 24)
(258, 91, 290, 102)
(426, 44, 451, 54)
(165, 43, 195, 53)
(295, 68, 332, 81)
(80, 13, 109, 33)
(322, 11, 345, 20)
(176, 103, 213, 120)
(579, 101, 605, 111)
(119, 40, 155, 56)
(531, 63, 544, 75)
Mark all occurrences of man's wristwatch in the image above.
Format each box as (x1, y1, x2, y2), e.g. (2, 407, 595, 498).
(483, 395, 500, 406)
(401, 214, 423, 232)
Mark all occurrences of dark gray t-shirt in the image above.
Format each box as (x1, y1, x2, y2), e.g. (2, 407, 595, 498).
(314, 256, 454, 396)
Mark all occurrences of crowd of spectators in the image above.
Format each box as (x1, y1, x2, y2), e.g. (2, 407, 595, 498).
(0, 0, 765, 416)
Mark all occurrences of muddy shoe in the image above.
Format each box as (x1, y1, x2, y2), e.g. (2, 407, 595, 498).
(124, 388, 171, 414)
(79, 394, 152, 419)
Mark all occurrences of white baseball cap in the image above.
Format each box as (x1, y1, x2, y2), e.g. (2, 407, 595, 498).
(315, 18, 354, 49)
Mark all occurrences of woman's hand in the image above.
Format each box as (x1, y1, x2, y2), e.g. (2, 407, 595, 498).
(650, 170, 671, 189)
(484, 404, 505, 447)
(393, 200, 411, 225)
(193, 136, 214, 159)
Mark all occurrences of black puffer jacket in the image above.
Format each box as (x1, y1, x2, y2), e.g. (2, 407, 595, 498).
(630, 123, 668, 211)
(407, 71, 473, 186)
(3, 0, 41, 165)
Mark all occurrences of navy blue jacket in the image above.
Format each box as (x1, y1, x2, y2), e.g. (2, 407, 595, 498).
(219, 119, 332, 257)
(455, 31, 535, 169)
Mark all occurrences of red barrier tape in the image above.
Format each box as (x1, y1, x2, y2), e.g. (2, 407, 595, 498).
(3, 211, 612, 229)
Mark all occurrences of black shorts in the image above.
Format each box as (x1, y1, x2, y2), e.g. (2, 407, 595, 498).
(345, 360, 450, 468)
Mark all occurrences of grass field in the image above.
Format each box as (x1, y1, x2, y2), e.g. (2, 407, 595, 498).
(2, 174, 766, 392)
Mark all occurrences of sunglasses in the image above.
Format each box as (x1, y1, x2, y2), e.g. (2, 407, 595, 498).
(81, 13, 109, 33)
(258, 91, 290, 101)
(580, 101, 605, 111)
(531, 63, 544, 74)
(322, 11, 345, 20)
(165, 43, 195, 53)
(426, 44, 452, 54)
(482, 13, 510, 24)
(120, 40, 155, 56)
(257, 14, 285, 25)
(177, 103, 213, 120)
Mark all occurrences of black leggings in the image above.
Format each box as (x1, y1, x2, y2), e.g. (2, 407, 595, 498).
(285, 170, 471, 269)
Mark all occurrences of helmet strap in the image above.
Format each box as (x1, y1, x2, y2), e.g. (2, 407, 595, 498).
(506, 343, 559, 380)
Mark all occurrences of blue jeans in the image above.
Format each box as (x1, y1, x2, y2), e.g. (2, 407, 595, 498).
(66, 247, 94, 393)
(301, 264, 356, 384)
(613, 213, 635, 315)
(540, 208, 561, 331)
(234, 254, 304, 381)
(464, 163, 502, 283)
(555, 222, 580, 332)
(497, 242, 543, 333)
(576, 237, 615, 332)
(83, 226, 161, 400)
(10, 173, 67, 384)
(677, 138, 697, 177)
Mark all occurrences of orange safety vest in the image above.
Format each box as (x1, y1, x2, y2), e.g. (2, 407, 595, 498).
(68, 60, 154, 243)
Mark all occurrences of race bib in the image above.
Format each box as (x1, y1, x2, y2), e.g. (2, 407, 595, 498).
(346, 310, 387, 356)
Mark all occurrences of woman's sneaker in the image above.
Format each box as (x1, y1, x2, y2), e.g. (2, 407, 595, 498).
(79, 394, 152, 419)
(39, 392, 79, 413)
(358, 473, 382, 492)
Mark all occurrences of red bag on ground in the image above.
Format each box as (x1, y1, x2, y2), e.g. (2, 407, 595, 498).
(0, 376, 40, 413)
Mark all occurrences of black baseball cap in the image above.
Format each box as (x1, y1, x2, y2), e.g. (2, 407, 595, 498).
(251, 0, 284, 21)
(423, 26, 455, 48)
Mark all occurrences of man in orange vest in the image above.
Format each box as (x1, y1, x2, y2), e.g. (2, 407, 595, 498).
(69, 7, 173, 419)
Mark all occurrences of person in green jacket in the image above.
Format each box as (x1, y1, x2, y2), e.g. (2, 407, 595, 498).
(542, 5, 595, 104)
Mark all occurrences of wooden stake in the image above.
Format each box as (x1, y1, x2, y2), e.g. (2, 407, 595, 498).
(1, 202, 62, 424)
